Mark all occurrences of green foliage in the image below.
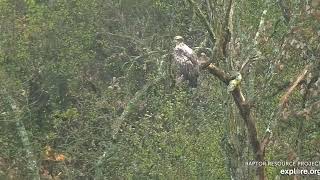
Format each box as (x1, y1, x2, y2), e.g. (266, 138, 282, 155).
(0, 0, 318, 179)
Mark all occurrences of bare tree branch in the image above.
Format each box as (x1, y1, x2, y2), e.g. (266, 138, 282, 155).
(279, 64, 311, 108)
(278, 0, 291, 24)
(186, 0, 216, 44)
(203, 61, 265, 179)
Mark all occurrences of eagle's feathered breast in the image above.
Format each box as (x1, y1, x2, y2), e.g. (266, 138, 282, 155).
(173, 42, 199, 87)
(174, 43, 196, 64)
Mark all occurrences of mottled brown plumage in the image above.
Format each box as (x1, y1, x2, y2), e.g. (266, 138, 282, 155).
(173, 36, 199, 88)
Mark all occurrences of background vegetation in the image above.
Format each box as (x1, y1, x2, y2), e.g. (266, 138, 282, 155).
(0, 0, 319, 179)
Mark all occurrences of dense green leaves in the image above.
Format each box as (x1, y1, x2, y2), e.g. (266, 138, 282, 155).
(0, 0, 319, 179)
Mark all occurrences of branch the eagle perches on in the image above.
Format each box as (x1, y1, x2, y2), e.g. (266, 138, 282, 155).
(200, 60, 270, 180)
(187, 0, 270, 179)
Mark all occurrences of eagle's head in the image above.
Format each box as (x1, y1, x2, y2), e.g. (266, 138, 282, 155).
(174, 36, 184, 45)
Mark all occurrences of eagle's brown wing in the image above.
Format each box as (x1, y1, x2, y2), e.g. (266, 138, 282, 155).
(173, 43, 199, 83)
(174, 43, 198, 65)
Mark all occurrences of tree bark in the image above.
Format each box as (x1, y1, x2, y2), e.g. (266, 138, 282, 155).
(202, 63, 267, 180)
(189, 0, 271, 177)
(6, 95, 40, 180)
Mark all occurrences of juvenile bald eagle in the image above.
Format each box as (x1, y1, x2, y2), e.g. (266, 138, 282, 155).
(173, 36, 199, 88)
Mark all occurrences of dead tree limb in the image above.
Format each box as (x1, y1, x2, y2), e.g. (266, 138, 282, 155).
(204, 61, 266, 179)
(279, 64, 311, 108)
(278, 0, 291, 24)
(190, 0, 270, 178)
(2, 91, 40, 180)
(186, 0, 216, 44)
(111, 78, 161, 139)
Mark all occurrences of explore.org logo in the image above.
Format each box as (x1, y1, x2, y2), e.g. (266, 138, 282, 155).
(280, 168, 320, 176)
